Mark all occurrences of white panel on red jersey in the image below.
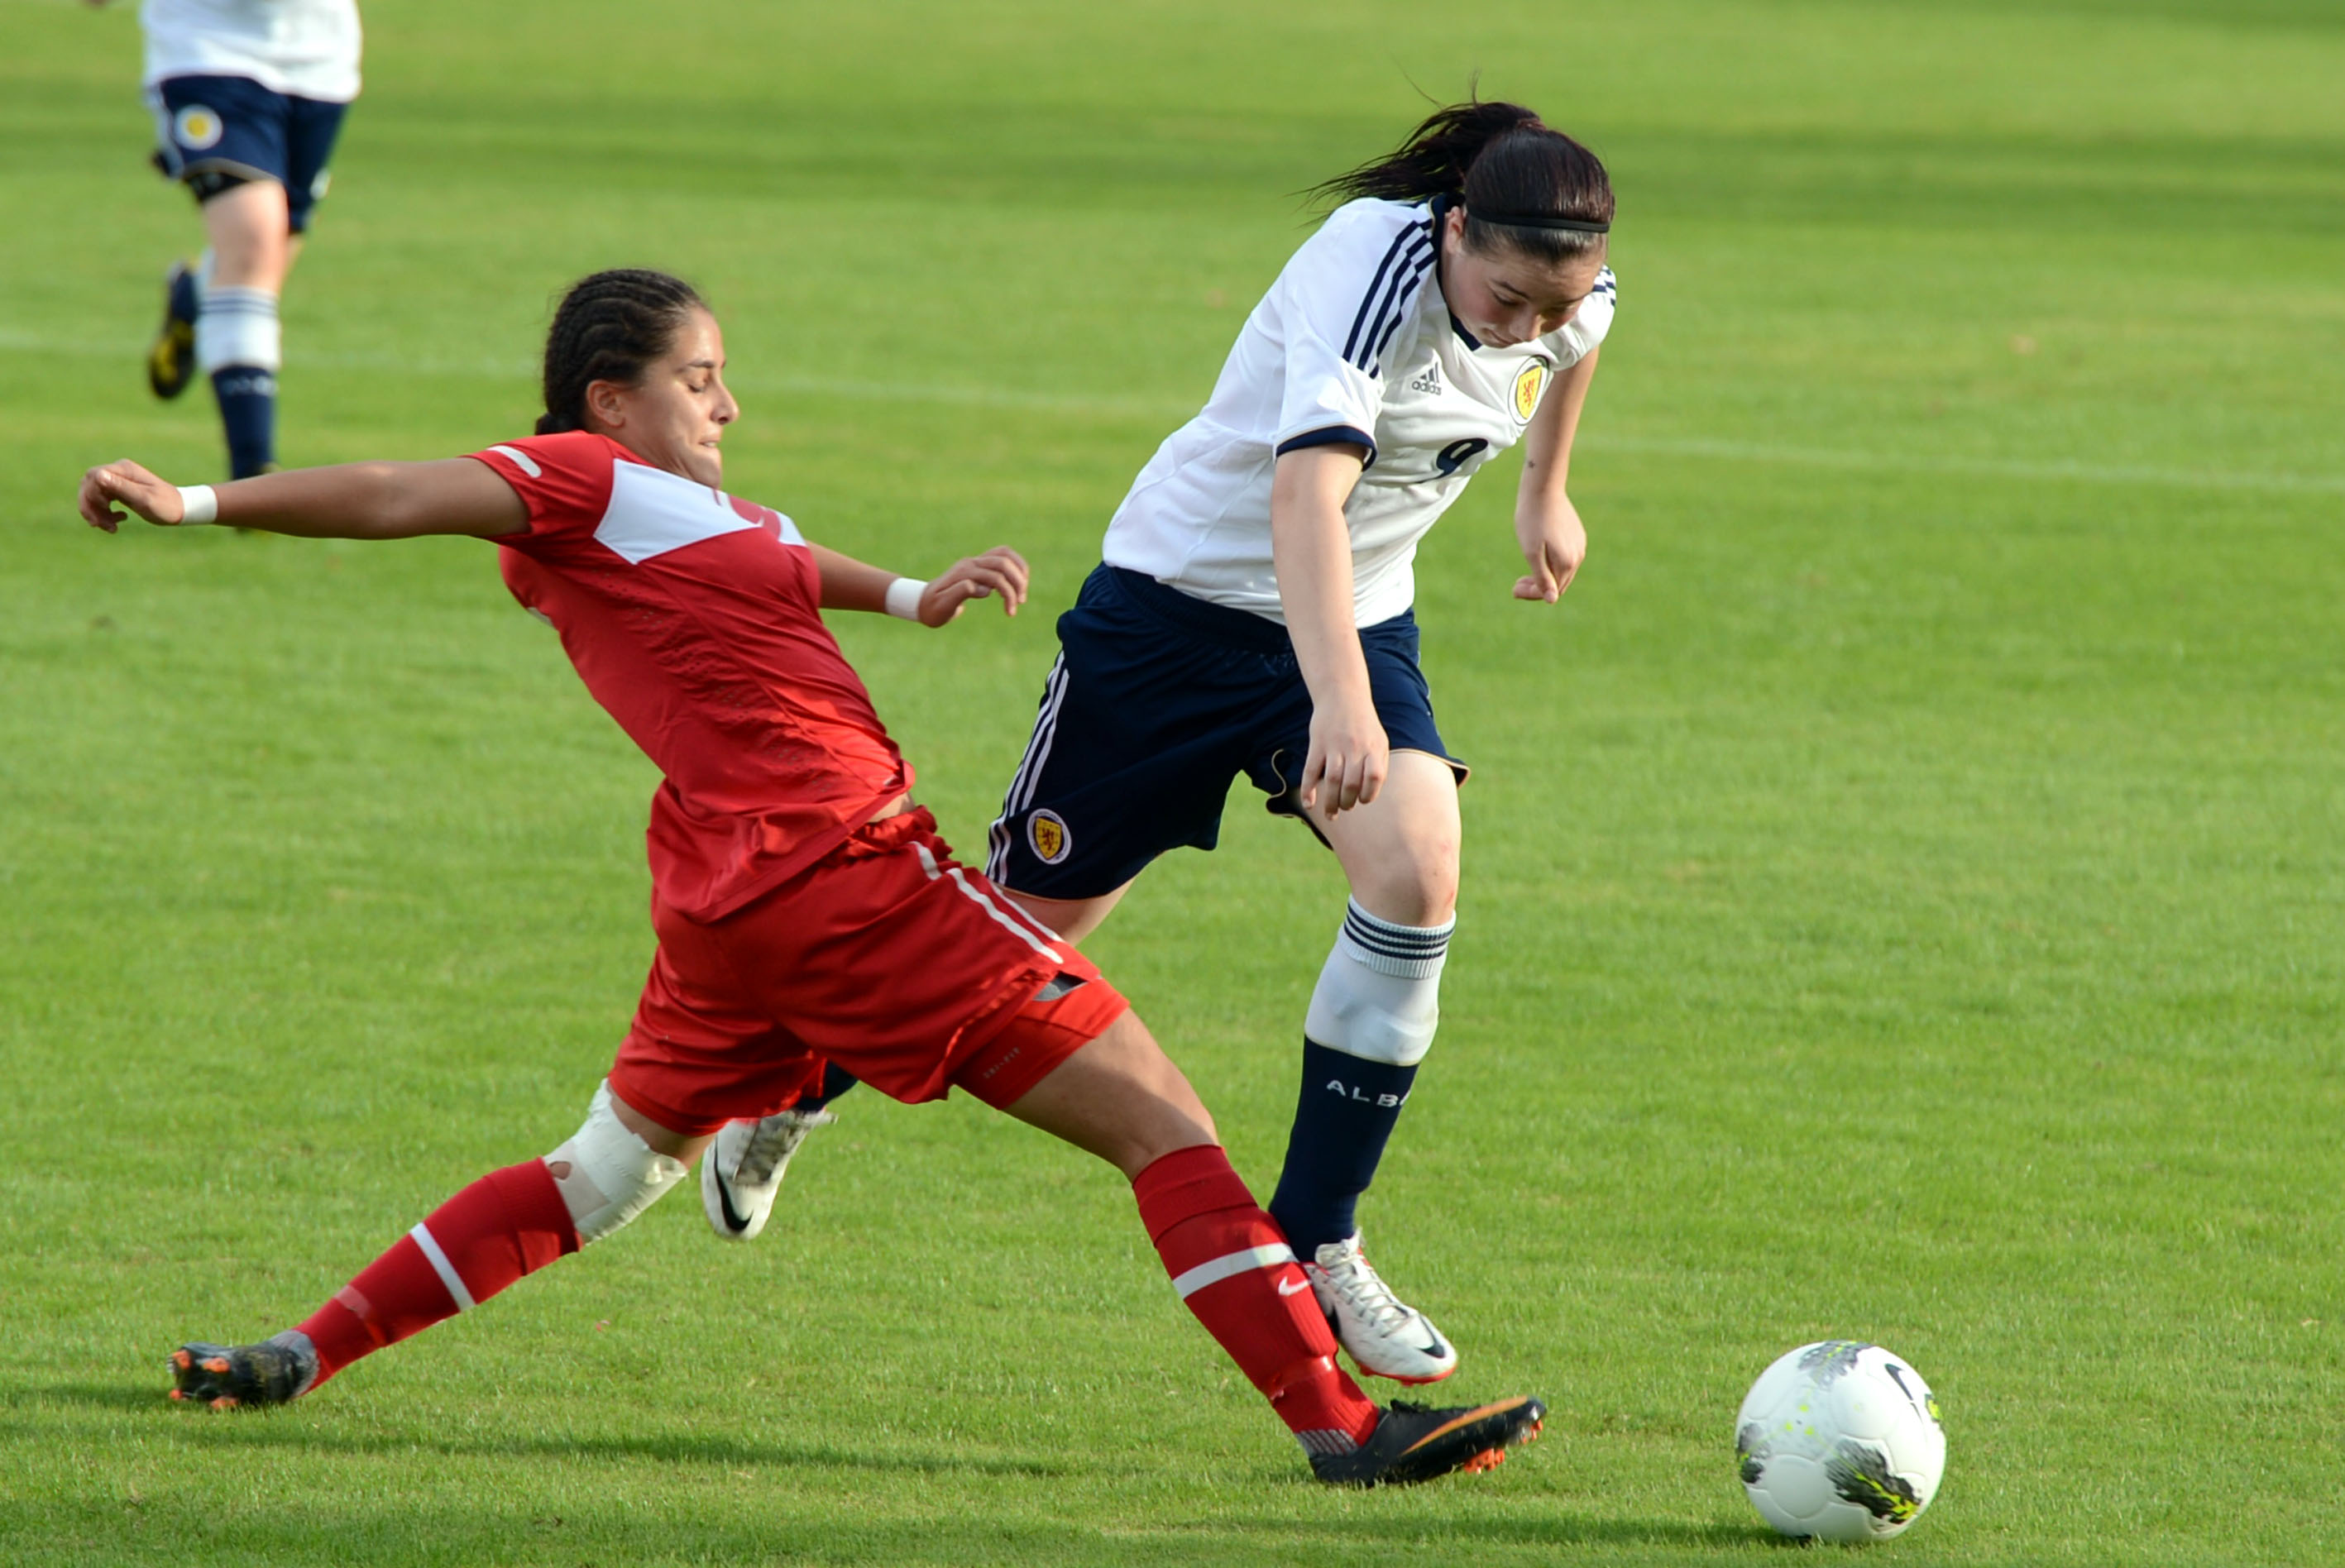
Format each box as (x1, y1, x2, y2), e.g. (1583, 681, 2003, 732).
(594, 461, 803, 565)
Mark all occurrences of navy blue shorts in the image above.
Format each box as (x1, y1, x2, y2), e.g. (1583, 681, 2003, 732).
(148, 74, 348, 233)
(985, 565, 1466, 900)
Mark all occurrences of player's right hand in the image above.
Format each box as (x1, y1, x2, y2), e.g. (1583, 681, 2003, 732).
(79, 460, 184, 533)
(918, 546, 1030, 627)
(1300, 689, 1390, 818)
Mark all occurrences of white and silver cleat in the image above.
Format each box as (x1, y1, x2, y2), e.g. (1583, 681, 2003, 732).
(1305, 1231, 1458, 1384)
(701, 1107, 835, 1242)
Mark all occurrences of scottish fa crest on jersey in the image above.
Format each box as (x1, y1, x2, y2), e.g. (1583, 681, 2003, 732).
(1511, 360, 1548, 423)
(1027, 810, 1071, 865)
(174, 105, 224, 151)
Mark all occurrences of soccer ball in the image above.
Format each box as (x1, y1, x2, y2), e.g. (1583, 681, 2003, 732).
(1735, 1341, 1946, 1542)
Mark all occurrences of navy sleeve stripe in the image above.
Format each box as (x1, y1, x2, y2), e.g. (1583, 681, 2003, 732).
(1352, 241, 1433, 368)
(1369, 262, 1431, 362)
(1341, 226, 1426, 365)
(1276, 425, 1376, 462)
(1349, 242, 1434, 372)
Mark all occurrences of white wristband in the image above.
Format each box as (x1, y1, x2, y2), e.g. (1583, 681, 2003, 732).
(176, 485, 219, 526)
(884, 576, 929, 622)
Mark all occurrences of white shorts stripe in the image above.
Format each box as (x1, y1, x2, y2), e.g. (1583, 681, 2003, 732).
(1170, 1243, 1296, 1300)
(1010, 657, 1071, 815)
(983, 820, 1013, 884)
(994, 653, 1070, 830)
(987, 655, 1068, 882)
(996, 888, 1065, 944)
(947, 866, 1061, 962)
(408, 1222, 476, 1312)
(917, 844, 1064, 963)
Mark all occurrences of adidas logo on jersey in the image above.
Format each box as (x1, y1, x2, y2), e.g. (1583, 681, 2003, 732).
(1408, 364, 1443, 395)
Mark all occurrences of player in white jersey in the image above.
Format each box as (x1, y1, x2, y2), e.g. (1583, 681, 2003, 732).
(982, 102, 1617, 1385)
(95, 0, 363, 477)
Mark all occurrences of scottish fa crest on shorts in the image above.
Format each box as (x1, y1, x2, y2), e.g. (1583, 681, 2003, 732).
(1027, 810, 1071, 865)
(173, 104, 225, 151)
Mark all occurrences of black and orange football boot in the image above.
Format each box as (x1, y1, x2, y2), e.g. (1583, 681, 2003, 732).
(1309, 1395, 1546, 1486)
(167, 1334, 316, 1410)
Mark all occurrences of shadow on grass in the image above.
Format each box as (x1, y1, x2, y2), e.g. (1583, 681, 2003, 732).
(1141, 1513, 1768, 1552)
(21, 1379, 157, 1413)
(13, 1386, 1781, 1560)
(15, 1494, 1778, 1567)
(9, 1385, 1074, 1478)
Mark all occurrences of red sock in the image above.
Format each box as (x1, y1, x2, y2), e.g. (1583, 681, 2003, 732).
(1132, 1145, 1380, 1455)
(295, 1159, 578, 1386)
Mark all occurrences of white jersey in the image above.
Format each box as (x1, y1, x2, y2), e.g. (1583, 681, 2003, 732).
(1103, 196, 1615, 628)
(141, 0, 362, 103)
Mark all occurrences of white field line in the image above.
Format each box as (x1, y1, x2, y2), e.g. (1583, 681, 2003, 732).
(7, 327, 2342, 496)
(0, 328, 1186, 418)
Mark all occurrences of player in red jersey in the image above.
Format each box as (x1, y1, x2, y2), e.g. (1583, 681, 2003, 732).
(76, 269, 1543, 1486)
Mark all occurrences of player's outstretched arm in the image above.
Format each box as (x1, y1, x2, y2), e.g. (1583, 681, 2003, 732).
(78, 458, 528, 541)
(1513, 347, 1599, 603)
(808, 543, 1028, 628)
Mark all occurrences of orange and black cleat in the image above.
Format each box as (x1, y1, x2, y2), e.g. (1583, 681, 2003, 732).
(166, 1336, 317, 1410)
(1309, 1395, 1546, 1486)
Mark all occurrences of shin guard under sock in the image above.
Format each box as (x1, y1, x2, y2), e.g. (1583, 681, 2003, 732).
(296, 1159, 578, 1387)
(1132, 1145, 1378, 1456)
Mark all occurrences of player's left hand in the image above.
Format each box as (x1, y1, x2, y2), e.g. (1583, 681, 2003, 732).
(919, 547, 1029, 627)
(1513, 495, 1587, 603)
(79, 459, 187, 533)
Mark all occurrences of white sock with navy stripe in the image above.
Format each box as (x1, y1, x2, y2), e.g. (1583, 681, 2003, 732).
(1306, 898, 1452, 1067)
(196, 284, 282, 478)
(194, 284, 280, 375)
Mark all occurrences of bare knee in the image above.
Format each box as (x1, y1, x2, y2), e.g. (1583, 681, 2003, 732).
(1328, 754, 1461, 925)
(1351, 844, 1459, 927)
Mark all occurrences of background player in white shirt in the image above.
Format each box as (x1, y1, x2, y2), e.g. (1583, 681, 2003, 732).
(93, 0, 363, 477)
(985, 101, 1617, 1385)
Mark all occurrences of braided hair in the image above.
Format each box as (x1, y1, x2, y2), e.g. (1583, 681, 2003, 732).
(535, 269, 709, 436)
(1313, 100, 1613, 265)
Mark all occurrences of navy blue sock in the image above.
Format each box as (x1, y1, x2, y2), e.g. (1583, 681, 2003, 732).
(1268, 1038, 1419, 1257)
(209, 365, 277, 478)
(792, 1063, 859, 1111)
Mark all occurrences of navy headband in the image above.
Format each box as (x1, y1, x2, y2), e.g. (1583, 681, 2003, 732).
(1467, 208, 1611, 234)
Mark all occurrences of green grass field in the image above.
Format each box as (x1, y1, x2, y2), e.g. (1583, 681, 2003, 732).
(4, 0, 2342, 1561)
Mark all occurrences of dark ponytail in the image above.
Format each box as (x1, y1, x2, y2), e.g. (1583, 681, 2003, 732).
(1313, 100, 1613, 266)
(536, 269, 708, 436)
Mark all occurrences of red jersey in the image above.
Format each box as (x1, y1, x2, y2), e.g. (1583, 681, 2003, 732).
(470, 432, 911, 920)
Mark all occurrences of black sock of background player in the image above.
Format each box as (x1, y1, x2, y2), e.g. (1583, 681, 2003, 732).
(793, 1063, 859, 1111)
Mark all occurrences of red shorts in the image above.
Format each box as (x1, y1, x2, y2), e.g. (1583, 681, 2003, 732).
(609, 808, 1127, 1136)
